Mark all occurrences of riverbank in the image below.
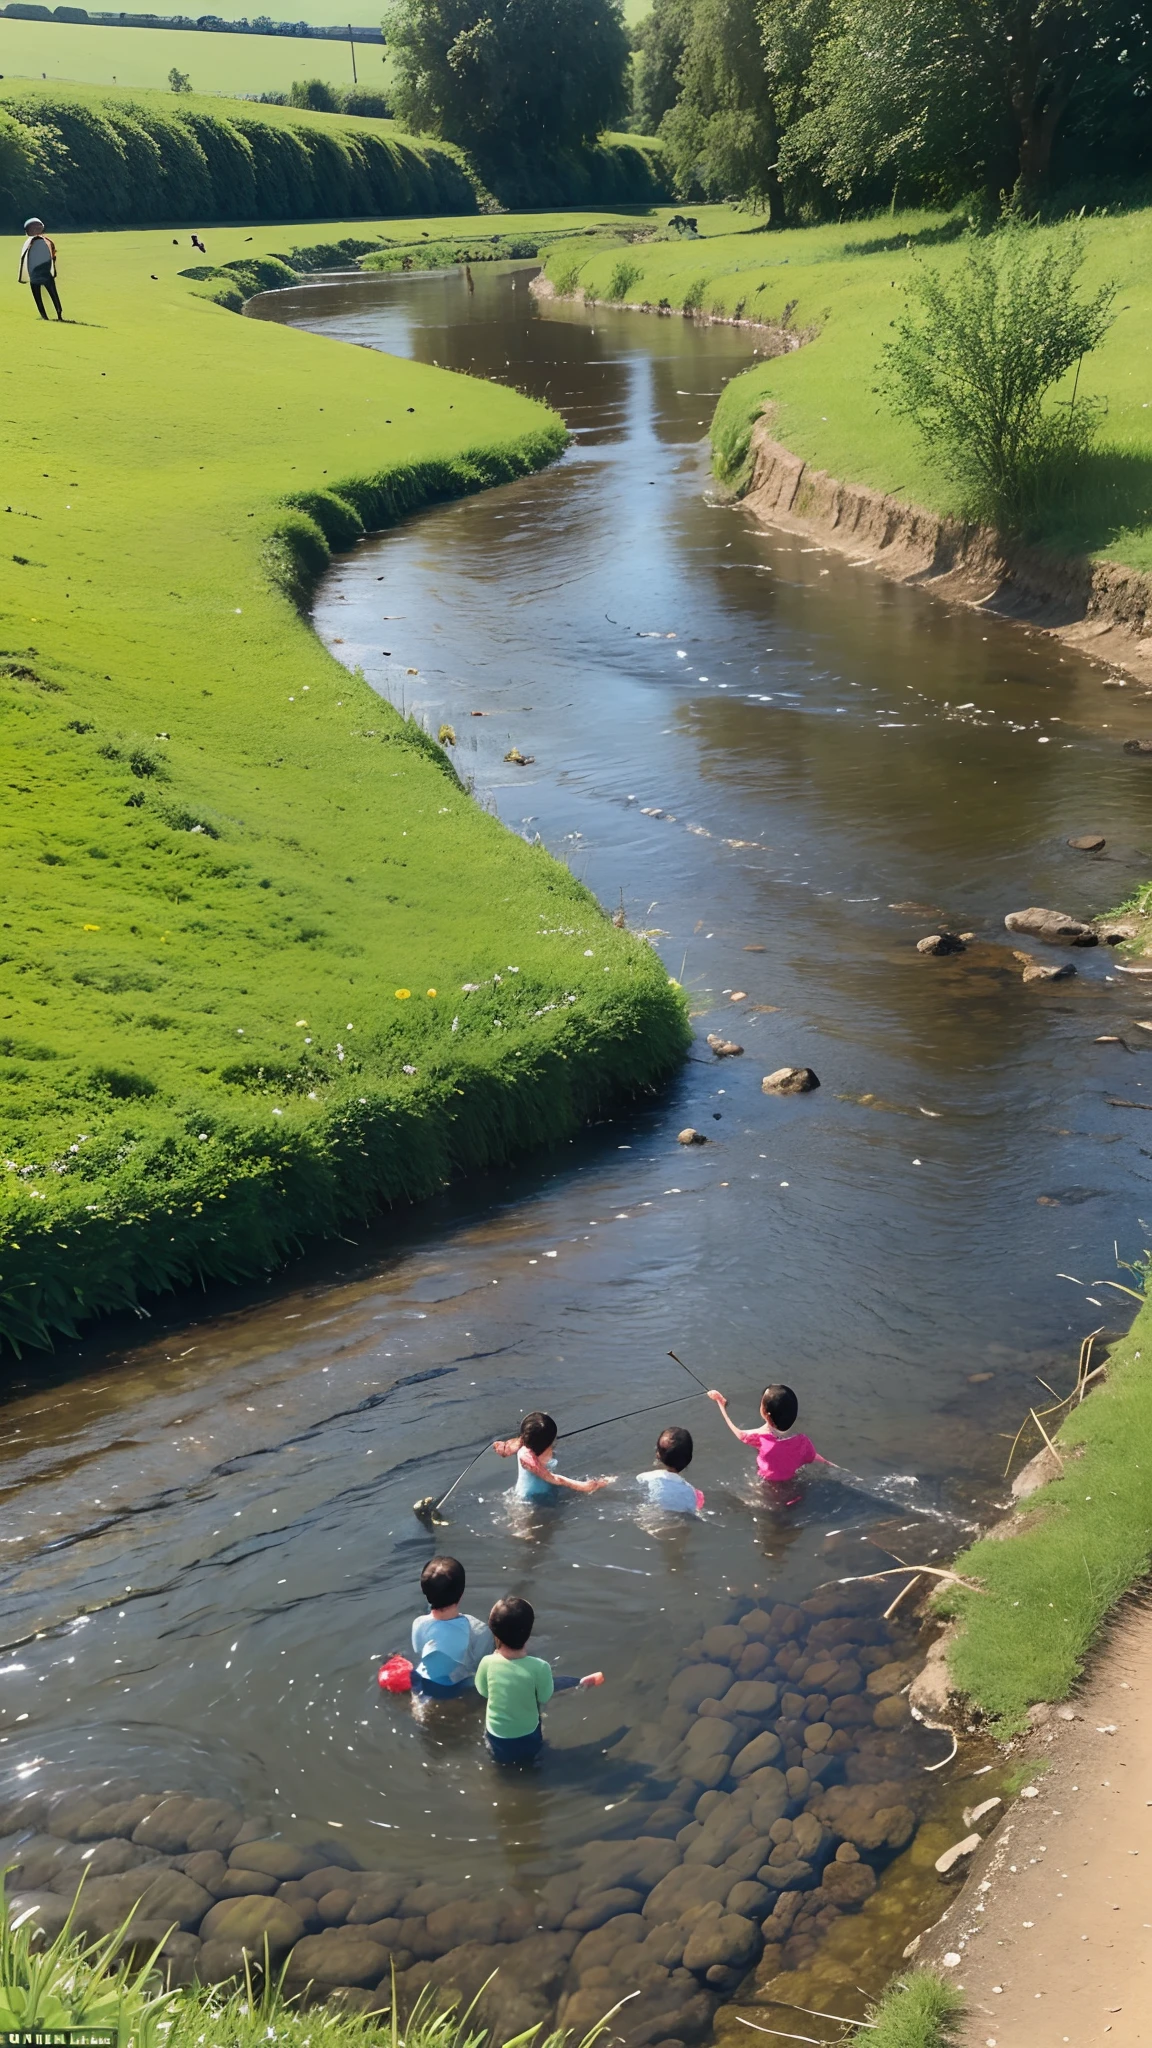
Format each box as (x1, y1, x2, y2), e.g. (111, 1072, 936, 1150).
(0, 220, 689, 1355)
(536, 205, 1152, 677)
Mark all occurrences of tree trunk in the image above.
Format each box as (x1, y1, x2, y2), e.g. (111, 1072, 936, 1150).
(1014, 94, 1065, 210)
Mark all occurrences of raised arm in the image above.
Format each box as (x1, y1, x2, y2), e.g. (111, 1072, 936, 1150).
(527, 1451, 612, 1494)
(707, 1389, 757, 1442)
(492, 1436, 519, 1457)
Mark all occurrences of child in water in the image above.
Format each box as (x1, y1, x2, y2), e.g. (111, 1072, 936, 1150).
(475, 1594, 603, 1761)
(492, 1412, 613, 1501)
(409, 1555, 493, 1699)
(707, 1383, 827, 1486)
(636, 1425, 704, 1513)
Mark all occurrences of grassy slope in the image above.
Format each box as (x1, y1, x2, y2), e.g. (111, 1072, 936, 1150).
(932, 1293, 1152, 1729)
(0, 16, 392, 91)
(0, 218, 688, 1353)
(541, 207, 1152, 572)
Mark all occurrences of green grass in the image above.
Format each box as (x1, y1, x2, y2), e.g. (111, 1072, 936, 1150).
(540, 206, 1152, 572)
(0, 16, 390, 94)
(0, 1884, 621, 2048)
(0, 215, 689, 1353)
(857, 1973, 964, 2047)
(935, 1290, 1152, 1731)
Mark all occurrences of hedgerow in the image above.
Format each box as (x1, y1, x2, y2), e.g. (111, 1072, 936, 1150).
(0, 80, 476, 225)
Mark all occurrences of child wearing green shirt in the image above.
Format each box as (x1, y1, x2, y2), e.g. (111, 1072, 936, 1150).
(475, 1595, 603, 1762)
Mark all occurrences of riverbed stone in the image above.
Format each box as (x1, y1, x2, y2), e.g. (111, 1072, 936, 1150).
(213, 1867, 280, 1899)
(346, 1875, 407, 1921)
(7, 1834, 87, 1892)
(643, 1865, 729, 1925)
(865, 1659, 918, 1698)
(731, 1731, 783, 1780)
(156, 1930, 201, 1986)
(735, 1643, 771, 1679)
(72, 1795, 160, 1842)
(915, 932, 965, 955)
(872, 1694, 910, 1729)
(668, 1663, 732, 1710)
(700, 1625, 747, 1662)
(228, 1839, 329, 1882)
(49, 1839, 164, 1891)
(682, 1911, 761, 1978)
(762, 1067, 820, 1094)
(284, 1929, 390, 1990)
(180, 1850, 230, 1892)
(5, 1890, 72, 1942)
(133, 1795, 242, 1857)
(1069, 834, 1106, 851)
(722, 1680, 779, 1716)
(318, 1889, 356, 1926)
(74, 1868, 215, 1939)
(817, 1861, 877, 1908)
(199, 1894, 305, 1953)
(565, 1887, 645, 1932)
(726, 1880, 773, 1919)
(1004, 907, 1097, 946)
(1022, 958, 1076, 982)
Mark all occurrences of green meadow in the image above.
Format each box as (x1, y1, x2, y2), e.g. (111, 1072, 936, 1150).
(541, 206, 1152, 571)
(0, 16, 387, 93)
(0, 213, 689, 1354)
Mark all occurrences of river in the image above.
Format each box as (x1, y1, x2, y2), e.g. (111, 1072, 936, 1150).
(2, 257, 1150, 2025)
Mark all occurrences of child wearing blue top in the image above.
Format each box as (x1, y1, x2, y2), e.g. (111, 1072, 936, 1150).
(410, 1556, 493, 1700)
(492, 1411, 613, 1502)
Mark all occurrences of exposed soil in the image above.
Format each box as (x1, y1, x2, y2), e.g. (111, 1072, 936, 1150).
(743, 423, 1152, 690)
(915, 1600, 1152, 2046)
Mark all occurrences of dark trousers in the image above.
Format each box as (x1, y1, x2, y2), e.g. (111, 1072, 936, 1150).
(31, 279, 62, 321)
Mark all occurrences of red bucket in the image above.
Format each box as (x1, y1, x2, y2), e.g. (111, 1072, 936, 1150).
(377, 1654, 413, 1694)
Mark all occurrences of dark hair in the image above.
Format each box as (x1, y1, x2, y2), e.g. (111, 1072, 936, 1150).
(489, 1595, 534, 1649)
(519, 1411, 557, 1454)
(420, 1555, 465, 1608)
(761, 1384, 799, 1431)
(656, 1425, 693, 1471)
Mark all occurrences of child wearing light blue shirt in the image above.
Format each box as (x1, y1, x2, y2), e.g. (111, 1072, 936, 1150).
(410, 1556, 492, 1700)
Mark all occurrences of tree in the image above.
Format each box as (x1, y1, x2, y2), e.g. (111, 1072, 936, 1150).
(383, 0, 630, 158)
(659, 0, 782, 212)
(881, 230, 1117, 529)
(773, 0, 1152, 213)
(631, 0, 694, 136)
(168, 66, 193, 92)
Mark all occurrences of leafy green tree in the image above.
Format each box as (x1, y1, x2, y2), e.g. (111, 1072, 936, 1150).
(659, 0, 782, 212)
(168, 66, 193, 92)
(881, 230, 1118, 528)
(384, 0, 630, 157)
(631, 0, 694, 136)
(773, 0, 1152, 212)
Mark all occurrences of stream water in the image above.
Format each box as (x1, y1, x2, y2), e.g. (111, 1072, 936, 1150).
(4, 259, 1152, 2025)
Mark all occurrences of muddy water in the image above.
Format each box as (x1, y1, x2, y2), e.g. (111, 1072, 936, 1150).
(3, 260, 1152, 2017)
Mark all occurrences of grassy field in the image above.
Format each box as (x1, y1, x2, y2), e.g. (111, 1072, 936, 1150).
(540, 206, 1152, 572)
(0, 211, 688, 1354)
(0, 15, 388, 92)
(934, 1287, 1152, 1730)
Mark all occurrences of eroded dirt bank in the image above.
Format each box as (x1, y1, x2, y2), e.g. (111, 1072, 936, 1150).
(743, 421, 1152, 689)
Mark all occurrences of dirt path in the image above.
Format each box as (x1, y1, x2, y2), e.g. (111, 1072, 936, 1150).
(918, 1606, 1152, 2045)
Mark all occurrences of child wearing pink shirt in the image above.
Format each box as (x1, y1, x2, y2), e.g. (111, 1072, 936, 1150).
(707, 1382, 827, 1484)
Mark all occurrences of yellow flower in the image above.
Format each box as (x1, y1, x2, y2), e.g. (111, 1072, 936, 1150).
(83, 923, 100, 931)
(395, 988, 411, 1000)
(426, 988, 437, 998)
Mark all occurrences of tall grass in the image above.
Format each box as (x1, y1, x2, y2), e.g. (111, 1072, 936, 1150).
(0, 1891, 629, 2048)
(861, 1973, 965, 2047)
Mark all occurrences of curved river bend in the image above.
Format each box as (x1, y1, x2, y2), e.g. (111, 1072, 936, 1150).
(2, 259, 1151, 2029)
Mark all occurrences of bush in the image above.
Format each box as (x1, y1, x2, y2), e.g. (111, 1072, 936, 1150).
(881, 226, 1118, 530)
(682, 272, 707, 311)
(605, 255, 643, 299)
(289, 77, 339, 111)
(862, 1971, 965, 2047)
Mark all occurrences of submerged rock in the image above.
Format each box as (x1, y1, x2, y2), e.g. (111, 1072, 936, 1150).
(915, 932, 966, 955)
(1068, 834, 1105, 851)
(1004, 907, 1097, 946)
(677, 1127, 707, 1145)
(762, 1067, 820, 1095)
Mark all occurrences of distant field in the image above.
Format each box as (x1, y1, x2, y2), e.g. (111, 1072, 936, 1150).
(0, 16, 391, 90)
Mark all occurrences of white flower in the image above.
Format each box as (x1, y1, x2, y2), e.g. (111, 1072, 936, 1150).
(402, 1064, 417, 1075)
(272, 1108, 283, 1117)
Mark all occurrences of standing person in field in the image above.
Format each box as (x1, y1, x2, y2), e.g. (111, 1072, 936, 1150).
(18, 219, 63, 322)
